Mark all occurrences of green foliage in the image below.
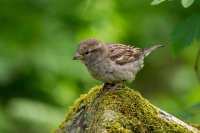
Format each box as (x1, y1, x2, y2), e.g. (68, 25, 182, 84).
(151, 0, 199, 53)
(151, 0, 166, 6)
(181, 0, 195, 8)
(151, 0, 196, 8)
(172, 14, 200, 52)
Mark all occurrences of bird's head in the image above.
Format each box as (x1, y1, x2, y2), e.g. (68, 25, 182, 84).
(73, 39, 105, 61)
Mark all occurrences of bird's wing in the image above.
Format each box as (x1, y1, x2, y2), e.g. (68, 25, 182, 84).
(107, 44, 143, 65)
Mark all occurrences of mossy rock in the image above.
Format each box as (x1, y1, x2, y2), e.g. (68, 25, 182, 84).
(56, 85, 200, 133)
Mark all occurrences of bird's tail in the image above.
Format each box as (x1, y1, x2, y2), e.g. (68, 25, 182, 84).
(143, 44, 164, 57)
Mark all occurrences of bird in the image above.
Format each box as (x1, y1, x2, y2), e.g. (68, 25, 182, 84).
(73, 39, 163, 88)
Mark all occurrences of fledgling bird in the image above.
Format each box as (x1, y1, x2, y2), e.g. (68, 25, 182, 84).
(73, 39, 163, 85)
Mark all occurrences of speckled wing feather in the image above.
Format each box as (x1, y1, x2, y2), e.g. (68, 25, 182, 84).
(107, 44, 143, 65)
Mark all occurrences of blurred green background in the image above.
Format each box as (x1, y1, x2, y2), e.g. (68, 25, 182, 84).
(0, 0, 200, 132)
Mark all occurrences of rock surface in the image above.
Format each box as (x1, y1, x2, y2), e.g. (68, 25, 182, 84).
(56, 85, 200, 133)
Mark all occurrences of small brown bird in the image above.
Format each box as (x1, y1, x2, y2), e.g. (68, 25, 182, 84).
(73, 39, 163, 85)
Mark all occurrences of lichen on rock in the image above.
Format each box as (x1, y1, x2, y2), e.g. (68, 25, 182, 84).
(56, 85, 200, 133)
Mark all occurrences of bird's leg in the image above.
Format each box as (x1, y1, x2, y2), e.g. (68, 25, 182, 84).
(103, 83, 115, 90)
(103, 81, 125, 91)
(113, 81, 125, 89)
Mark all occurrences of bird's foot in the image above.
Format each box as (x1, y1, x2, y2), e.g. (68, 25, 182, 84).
(103, 82, 125, 91)
(103, 83, 115, 90)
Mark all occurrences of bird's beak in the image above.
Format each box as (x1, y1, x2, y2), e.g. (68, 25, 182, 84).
(73, 53, 83, 60)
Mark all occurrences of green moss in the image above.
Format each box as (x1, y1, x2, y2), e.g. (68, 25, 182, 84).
(58, 86, 102, 131)
(56, 85, 200, 133)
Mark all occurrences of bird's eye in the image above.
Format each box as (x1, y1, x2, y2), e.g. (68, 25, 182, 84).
(85, 51, 89, 55)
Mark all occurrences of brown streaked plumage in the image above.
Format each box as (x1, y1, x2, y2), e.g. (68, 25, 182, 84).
(108, 44, 142, 65)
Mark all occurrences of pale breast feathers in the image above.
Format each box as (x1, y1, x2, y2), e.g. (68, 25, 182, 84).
(107, 44, 143, 65)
